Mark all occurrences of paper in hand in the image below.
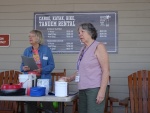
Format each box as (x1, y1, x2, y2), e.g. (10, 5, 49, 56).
(21, 56, 38, 71)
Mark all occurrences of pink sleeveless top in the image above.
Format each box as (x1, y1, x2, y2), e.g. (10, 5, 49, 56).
(78, 41, 102, 90)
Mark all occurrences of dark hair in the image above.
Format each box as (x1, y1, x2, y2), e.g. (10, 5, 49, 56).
(78, 23, 97, 40)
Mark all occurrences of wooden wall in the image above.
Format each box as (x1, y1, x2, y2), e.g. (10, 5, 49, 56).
(0, 0, 150, 112)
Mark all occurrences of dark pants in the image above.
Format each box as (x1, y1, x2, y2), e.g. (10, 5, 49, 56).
(79, 87, 108, 113)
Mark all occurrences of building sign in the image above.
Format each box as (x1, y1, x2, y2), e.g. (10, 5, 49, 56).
(34, 12, 118, 53)
(0, 35, 10, 47)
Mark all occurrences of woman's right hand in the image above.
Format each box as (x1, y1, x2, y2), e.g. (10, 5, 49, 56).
(59, 72, 76, 82)
(23, 66, 30, 71)
(59, 77, 71, 82)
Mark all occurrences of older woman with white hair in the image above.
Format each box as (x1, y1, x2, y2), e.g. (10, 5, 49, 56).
(20, 29, 55, 113)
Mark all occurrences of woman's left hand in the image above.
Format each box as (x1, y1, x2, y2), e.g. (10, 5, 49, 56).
(34, 68, 42, 74)
(96, 90, 105, 104)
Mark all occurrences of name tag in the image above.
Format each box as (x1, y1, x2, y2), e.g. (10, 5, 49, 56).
(75, 72, 80, 82)
(75, 76, 80, 82)
(43, 56, 48, 60)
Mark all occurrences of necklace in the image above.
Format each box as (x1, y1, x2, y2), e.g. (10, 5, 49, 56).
(77, 40, 95, 70)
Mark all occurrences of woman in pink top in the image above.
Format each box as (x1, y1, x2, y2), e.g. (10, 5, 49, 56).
(62, 23, 110, 113)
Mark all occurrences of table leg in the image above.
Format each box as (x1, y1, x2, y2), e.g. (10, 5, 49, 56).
(58, 102, 64, 113)
(62, 102, 64, 113)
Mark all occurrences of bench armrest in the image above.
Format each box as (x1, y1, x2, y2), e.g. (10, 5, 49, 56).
(119, 97, 130, 113)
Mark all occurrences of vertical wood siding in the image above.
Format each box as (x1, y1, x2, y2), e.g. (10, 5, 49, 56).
(0, 0, 150, 112)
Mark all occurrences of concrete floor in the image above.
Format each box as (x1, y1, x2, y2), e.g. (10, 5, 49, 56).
(23, 104, 127, 113)
(23, 103, 74, 113)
